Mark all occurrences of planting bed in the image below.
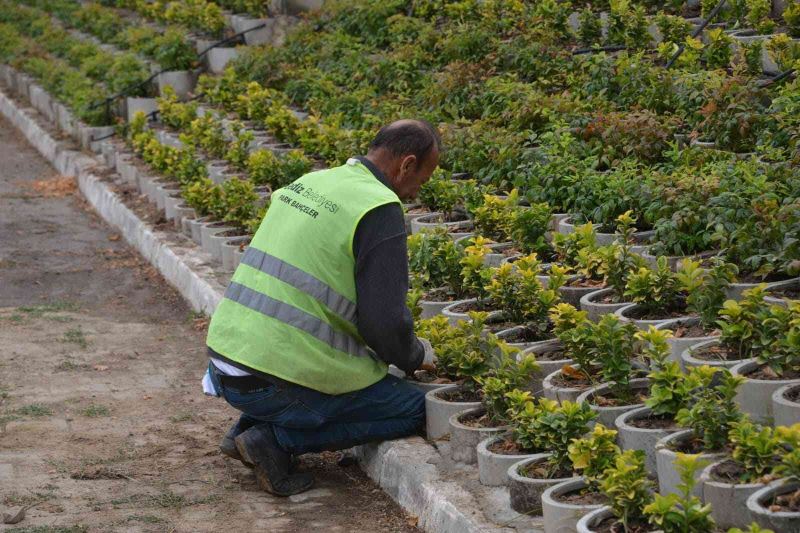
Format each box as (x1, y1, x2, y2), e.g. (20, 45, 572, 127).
(5, 0, 800, 531)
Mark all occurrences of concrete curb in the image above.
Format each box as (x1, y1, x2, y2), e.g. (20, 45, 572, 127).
(0, 88, 225, 315)
(0, 84, 522, 533)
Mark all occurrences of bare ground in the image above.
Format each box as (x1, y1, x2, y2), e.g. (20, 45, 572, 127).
(0, 115, 419, 532)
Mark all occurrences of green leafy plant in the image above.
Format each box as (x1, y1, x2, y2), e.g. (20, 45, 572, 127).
(459, 238, 493, 303)
(535, 400, 597, 477)
(153, 28, 196, 71)
(478, 351, 538, 425)
(703, 28, 733, 69)
(728, 418, 780, 482)
(472, 190, 519, 242)
(509, 202, 552, 256)
(676, 258, 738, 330)
(746, 0, 775, 34)
(676, 369, 744, 452)
(728, 524, 775, 533)
(775, 424, 800, 481)
(785, 2, 800, 37)
(599, 450, 654, 531)
(592, 314, 640, 402)
(407, 228, 464, 291)
(506, 395, 559, 453)
(755, 301, 800, 377)
(568, 424, 621, 488)
(220, 177, 259, 231)
(552, 223, 598, 268)
(717, 286, 769, 360)
(224, 123, 254, 170)
(486, 259, 561, 334)
(624, 256, 683, 317)
(644, 453, 715, 532)
(157, 86, 197, 129)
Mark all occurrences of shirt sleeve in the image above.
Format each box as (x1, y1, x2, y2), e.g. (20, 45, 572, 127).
(353, 202, 424, 375)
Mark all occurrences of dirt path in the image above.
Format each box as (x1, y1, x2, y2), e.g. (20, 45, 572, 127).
(0, 116, 419, 533)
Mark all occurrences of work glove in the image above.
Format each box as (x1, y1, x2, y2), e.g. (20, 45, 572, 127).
(418, 337, 436, 371)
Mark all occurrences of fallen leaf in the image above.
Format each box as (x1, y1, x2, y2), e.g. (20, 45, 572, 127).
(406, 516, 418, 528)
(142, 395, 152, 400)
(108, 234, 120, 241)
(93, 365, 109, 371)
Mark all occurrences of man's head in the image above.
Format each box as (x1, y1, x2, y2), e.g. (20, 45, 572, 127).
(365, 119, 441, 200)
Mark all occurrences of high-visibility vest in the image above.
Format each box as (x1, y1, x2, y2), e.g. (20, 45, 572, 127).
(206, 159, 400, 394)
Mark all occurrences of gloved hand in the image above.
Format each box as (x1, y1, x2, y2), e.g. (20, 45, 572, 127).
(418, 337, 436, 371)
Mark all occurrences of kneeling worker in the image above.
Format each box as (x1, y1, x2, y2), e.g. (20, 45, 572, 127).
(202, 120, 439, 496)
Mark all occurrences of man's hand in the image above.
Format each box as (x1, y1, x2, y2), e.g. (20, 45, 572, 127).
(418, 338, 436, 372)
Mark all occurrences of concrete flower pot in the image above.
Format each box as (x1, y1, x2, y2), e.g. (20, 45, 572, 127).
(656, 429, 726, 499)
(200, 222, 234, 260)
(477, 434, 545, 487)
(656, 316, 717, 367)
(579, 288, 630, 322)
(116, 155, 139, 188)
(509, 455, 578, 515)
(543, 367, 591, 403)
(125, 97, 157, 122)
(557, 216, 599, 236)
(641, 249, 718, 272)
(746, 480, 800, 531)
(522, 340, 572, 397)
(576, 506, 613, 533)
(410, 212, 473, 237)
(401, 202, 423, 233)
(55, 103, 77, 138)
(764, 278, 800, 307)
(559, 282, 606, 307)
(447, 408, 507, 465)
(418, 288, 469, 320)
(187, 216, 212, 245)
(549, 213, 569, 231)
(681, 338, 753, 370)
(163, 192, 184, 222)
(441, 299, 501, 327)
(209, 230, 247, 264)
(155, 182, 181, 210)
(615, 406, 679, 476)
(157, 70, 196, 100)
(615, 303, 690, 331)
(542, 478, 605, 533)
(732, 360, 800, 425)
(171, 203, 195, 231)
(406, 379, 450, 395)
(221, 236, 250, 271)
(496, 327, 556, 353)
(79, 125, 115, 153)
(207, 47, 240, 74)
(29, 84, 55, 122)
(701, 459, 766, 530)
(576, 378, 650, 428)
(773, 383, 800, 427)
(725, 276, 800, 301)
(424, 385, 481, 440)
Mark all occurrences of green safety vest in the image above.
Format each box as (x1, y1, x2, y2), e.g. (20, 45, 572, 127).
(206, 159, 401, 394)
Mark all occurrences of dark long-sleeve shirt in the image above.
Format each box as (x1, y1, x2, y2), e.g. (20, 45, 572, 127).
(207, 157, 424, 381)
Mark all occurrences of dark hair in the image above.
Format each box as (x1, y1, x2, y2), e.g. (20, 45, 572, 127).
(368, 119, 442, 163)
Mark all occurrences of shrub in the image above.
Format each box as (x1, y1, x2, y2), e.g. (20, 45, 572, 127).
(478, 351, 538, 425)
(644, 453, 715, 532)
(407, 228, 463, 291)
(624, 256, 682, 316)
(676, 258, 738, 330)
(536, 400, 597, 476)
(568, 424, 621, 488)
(676, 368, 744, 452)
(486, 259, 561, 330)
(729, 418, 780, 482)
(600, 450, 654, 531)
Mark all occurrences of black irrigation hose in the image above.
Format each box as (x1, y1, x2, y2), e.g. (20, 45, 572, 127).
(88, 22, 267, 141)
(665, 0, 727, 69)
(758, 68, 797, 88)
(572, 44, 628, 55)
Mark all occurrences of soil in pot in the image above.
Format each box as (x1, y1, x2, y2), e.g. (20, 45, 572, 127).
(488, 436, 539, 456)
(422, 287, 462, 303)
(708, 458, 773, 485)
(550, 367, 594, 391)
(436, 387, 482, 403)
(623, 303, 691, 322)
(743, 364, 800, 382)
(690, 342, 747, 363)
(627, 413, 679, 431)
(500, 324, 554, 343)
(768, 487, 800, 512)
(591, 388, 648, 408)
(590, 516, 653, 533)
(565, 277, 606, 289)
(786, 386, 800, 404)
(670, 435, 727, 456)
(553, 487, 607, 506)
(447, 299, 499, 314)
(592, 292, 628, 305)
(673, 323, 719, 339)
(410, 369, 451, 385)
(406, 206, 431, 216)
(458, 409, 504, 429)
(768, 286, 800, 300)
(520, 460, 574, 482)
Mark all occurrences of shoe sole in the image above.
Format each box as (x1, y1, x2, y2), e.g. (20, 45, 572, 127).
(234, 436, 285, 496)
(221, 438, 254, 468)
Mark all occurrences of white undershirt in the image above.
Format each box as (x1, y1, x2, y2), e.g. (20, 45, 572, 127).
(201, 358, 251, 396)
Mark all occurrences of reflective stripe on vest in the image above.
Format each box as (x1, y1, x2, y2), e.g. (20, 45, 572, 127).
(224, 281, 370, 358)
(238, 246, 358, 326)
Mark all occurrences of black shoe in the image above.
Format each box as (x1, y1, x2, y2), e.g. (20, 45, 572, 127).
(234, 425, 314, 497)
(220, 417, 256, 465)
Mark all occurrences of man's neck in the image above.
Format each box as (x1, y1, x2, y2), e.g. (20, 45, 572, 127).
(357, 155, 395, 193)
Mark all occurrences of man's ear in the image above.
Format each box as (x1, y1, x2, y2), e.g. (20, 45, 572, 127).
(399, 154, 417, 177)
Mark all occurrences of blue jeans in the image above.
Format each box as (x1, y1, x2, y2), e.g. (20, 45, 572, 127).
(209, 365, 426, 455)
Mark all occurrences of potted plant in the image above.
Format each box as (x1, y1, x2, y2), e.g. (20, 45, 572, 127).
(616, 335, 713, 476)
(411, 171, 478, 236)
(732, 299, 800, 423)
(580, 212, 645, 321)
(682, 287, 767, 369)
(423, 313, 511, 439)
(701, 418, 782, 529)
(485, 256, 563, 346)
(541, 425, 621, 532)
(441, 239, 500, 324)
(576, 450, 654, 532)
(448, 350, 537, 465)
(617, 256, 690, 330)
(656, 370, 744, 498)
(477, 393, 558, 487)
(576, 321, 653, 428)
(508, 400, 596, 515)
(644, 453, 717, 532)
(407, 228, 469, 318)
(542, 304, 599, 402)
(746, 425, 800, 531)
(659, 258, 739, 364)
(772, 381, 800, 427)
(407, 315, 458, 393)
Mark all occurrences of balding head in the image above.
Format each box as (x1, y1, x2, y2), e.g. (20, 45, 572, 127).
(366, 119, 441, 200)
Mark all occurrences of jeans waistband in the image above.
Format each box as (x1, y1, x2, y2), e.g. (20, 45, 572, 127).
(209, 363, 275, 393)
